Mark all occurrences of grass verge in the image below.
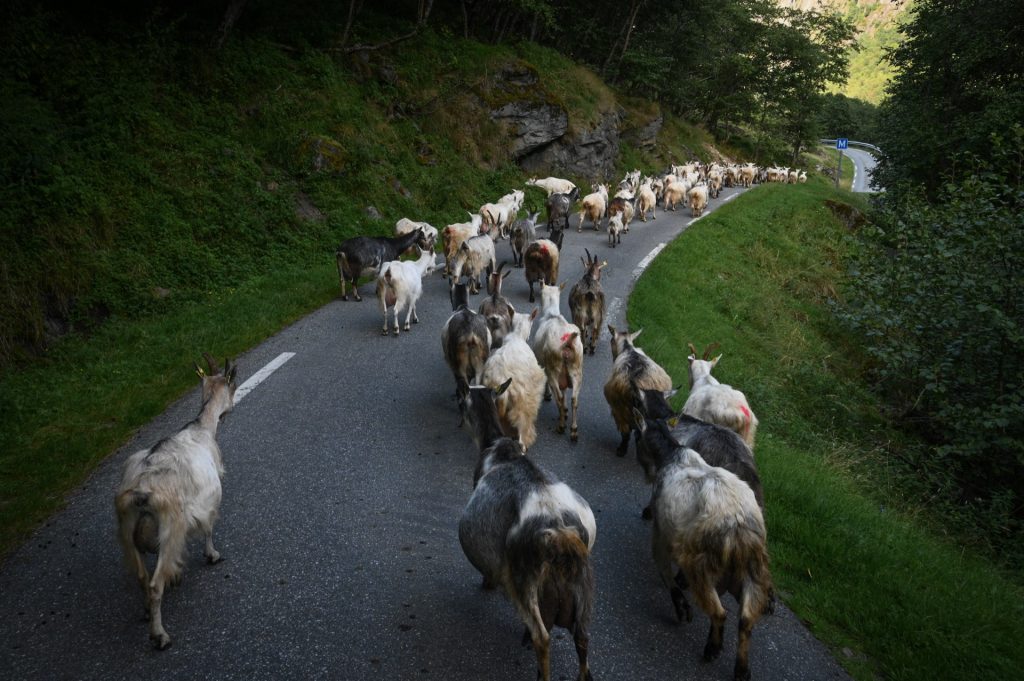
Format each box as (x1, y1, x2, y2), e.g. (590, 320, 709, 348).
(628, 181, 1024, 680)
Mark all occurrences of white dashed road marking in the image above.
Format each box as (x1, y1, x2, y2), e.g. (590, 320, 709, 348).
(234, 352, 296, 403)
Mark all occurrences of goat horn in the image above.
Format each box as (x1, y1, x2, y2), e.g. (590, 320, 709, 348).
(202, 352, 221, 375)
(703, 342, 721, 360)
(687, 342, 698, 358)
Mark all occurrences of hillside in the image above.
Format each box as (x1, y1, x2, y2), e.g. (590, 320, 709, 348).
(777, 0, 911, 103)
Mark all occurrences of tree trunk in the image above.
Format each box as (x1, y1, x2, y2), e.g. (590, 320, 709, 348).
(214, 0, 249, 49)
(614, 1, 645, 74)
(338, 0, 360, 49)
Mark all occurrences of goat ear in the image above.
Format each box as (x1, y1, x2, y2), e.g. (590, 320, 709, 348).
(227, 362, 238, 385)
(607, 324, 616, 336)
(667, 385, 682, 399)
(629, 328, 643, 343)
(496, 377, 513, 396)
(711, 354, 722, 367)
(529, 307, 539, 321)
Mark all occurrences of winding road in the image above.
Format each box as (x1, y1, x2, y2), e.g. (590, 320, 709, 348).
(0, 183, 851, 680)
(843, 147, 879, 193)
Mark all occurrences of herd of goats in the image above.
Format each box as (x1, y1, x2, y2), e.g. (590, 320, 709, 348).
(114, 160, 809, 680)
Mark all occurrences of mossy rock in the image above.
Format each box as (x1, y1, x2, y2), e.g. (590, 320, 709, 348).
(299, 135, 348, 174)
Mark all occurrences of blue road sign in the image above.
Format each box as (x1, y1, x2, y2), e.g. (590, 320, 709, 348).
(836, 138, 849, 150)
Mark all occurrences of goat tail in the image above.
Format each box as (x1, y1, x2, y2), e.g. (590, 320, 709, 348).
(541, 526, 595, 630)
(736, 527, 775, 621)
(115, 489, 161, 555)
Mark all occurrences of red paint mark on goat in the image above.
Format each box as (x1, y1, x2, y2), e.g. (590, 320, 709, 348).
(739, 404, 751, 422)
(561, 333, 572, 343)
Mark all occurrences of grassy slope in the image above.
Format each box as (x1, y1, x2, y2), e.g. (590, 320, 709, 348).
(0, 21, 719, 557)
(628, 179, 1024, 679)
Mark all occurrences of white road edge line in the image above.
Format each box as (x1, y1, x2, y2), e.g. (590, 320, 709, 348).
(724, 193, 737, 202)
(852, 151, 858, 192)
(633, 243, 666, 279)
(234, 352, 296, 403)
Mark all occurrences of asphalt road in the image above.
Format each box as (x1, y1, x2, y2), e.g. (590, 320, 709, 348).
(0, 183, 851, 681)
(843, 147, 879, 193)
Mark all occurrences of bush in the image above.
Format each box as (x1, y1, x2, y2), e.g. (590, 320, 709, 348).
(837, 134, 1024, 565)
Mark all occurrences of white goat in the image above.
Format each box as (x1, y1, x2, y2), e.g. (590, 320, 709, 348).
(532, 283, 584, 442)
(394, 218, 438, 251)
(115, 355, 238, 649)
(481, 310, 545, 450)
(525, 176, 577, 197)
(451, 233, 496, 294)
(577, 184, 608, 232)
(683, 343, 758, 448)
(376, 247, 437, 336)
(481, 189, 525, 239)
(607, 213, 623, 248)
(636, 178, 657, 222)
(688, 183, 709, 218)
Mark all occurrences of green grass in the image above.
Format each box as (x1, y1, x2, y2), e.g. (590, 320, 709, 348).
(628, 182, 1024, 679)
(808, 145, 856, 190)
(0, 262, 338, 553)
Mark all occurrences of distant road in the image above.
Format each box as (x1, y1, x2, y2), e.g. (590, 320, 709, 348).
(842, 147, 879, 193)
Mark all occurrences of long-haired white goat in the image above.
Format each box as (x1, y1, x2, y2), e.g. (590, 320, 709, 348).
(481, 309, 545, 450)
(115, 354, 238, 649)
(683, 343, 758, 448)
(532, 283, 584, 442)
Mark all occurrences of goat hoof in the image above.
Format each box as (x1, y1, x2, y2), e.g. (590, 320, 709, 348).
(641, 506, 652, 520)
(341, 295, 349, 301)
(381, 329, 389, 336)
(206, 552, 222, 565)
(703, 642, 722, 662)
(556, 425, 565, 434)
(571, 430, 578, 442)
(151, 632, 172, 650)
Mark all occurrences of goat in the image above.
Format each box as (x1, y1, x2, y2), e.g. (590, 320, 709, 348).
(479, 262, 516, 349)
(634, 388, 763, 514)
(442, 282, 491, 400)
(633, 413, 774, 681)
(707, 168, 724, 199)
(394, 218, 438, 252)
(602, 327, 672, 457)
(688, 183, 709, 218)
(663, 178, 690, 212)
(607, 213, 623, 248)
(607, 195, 635, 233)
(451, 233, 497, 295)
(510, 210, 541, 269)
(683, 343, 758, 448)
(523, 239, 560, 304)
(532, 283, 584, 442)
(577, 184, 608, 232)
(739, 164, 757, 188)
(481, 190, 525, 240)
(568, 250, 606, 356)
(336, 228, 427, 301)
(115, 354, 238, 650)
(526, 176, 577, 197)
(442, 214, 483, 279)
(481, 310, 545, 450)
(636, 178, 657, 222)
(458, 382, 596, 681)
(546, 187, 579, 234)
(376, 246, 437, 336)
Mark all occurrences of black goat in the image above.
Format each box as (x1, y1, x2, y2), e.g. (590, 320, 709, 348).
(335, 228, 427, 301)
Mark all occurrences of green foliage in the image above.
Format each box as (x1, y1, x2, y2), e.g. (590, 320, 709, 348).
(631, 182, 1024, 680)
(875, 0, 1024, 192)
(838, 138, 1024, 566)
(817, 93, 879, 144)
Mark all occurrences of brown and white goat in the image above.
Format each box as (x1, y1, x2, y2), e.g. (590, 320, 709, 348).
(567, 250, 606, 356)
(115, 355, 238, 649)
(532, 283, 584, 442)
(602, 327, 671, 456)
(577, 184, 608, 232)
(683, 343, 758, 448)
(524, 239, 560, 304)
(634, 413, 774, 681)
(458, 382, 596, 681)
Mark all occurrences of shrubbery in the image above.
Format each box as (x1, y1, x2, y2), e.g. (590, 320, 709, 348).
(838, 136, 1024, 565)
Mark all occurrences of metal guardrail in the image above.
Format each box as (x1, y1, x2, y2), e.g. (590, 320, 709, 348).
(820, 139, 883, 154)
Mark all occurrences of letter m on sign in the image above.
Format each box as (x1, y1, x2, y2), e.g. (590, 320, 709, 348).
(836, 138, 849, 150)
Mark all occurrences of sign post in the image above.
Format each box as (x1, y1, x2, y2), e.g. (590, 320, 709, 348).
(835, 138, 848, 188)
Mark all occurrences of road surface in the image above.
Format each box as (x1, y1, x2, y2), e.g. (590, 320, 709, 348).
(843, 147, 879, 193)
(0, 183, 851, 681)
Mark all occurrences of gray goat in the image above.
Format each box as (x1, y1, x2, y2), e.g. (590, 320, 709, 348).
(458, 382, 596, 681)
(442, 282, 491, 401)
(510, 210, 541, 268)
(479, 262, 515, 349)
(336, 228, 428, 301)
(546, 186, 579, 234)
